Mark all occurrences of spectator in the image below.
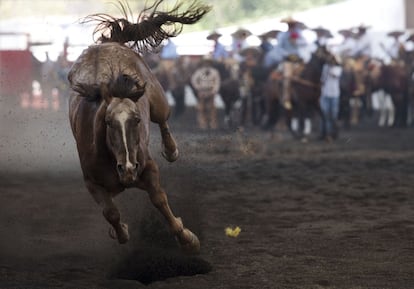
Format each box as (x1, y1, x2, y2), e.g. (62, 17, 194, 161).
(382, 30, 406, 64)
(319, 55, 343, 141)
(277, 16, 307, 110)
(351, 24, 372, 59)
(230, 28, 251, 62)
(159, 38, 179, 96)
(41, 52, 57, 98)
(191, 59, 221, 130)
(311, 27, 332, 49)
(336, 29, 357, 59)
(258, 30, 275, 55)
(160, 38, 179, 60)
(207, 31, 229, 61)
(259, 30, 281, 68)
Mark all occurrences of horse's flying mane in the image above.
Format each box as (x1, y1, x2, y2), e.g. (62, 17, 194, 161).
(81, 0, 212, 53)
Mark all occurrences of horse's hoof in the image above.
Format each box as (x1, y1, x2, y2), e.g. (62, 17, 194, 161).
(162, 148, 179, 162)
(177, 228, 200, 254)
(108, 223, 129, 244)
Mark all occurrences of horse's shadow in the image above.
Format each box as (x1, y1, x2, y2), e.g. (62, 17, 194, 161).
(108, 208, 211, 285)
(109, 246, 212, 285)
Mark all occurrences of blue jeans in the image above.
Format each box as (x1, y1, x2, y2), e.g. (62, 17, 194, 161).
(320, 96, 339, 137)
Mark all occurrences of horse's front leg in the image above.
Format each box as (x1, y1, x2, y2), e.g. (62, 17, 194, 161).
(159, 122, 179, 162)
(85, 181, 129, 244)
(141, 160, 200, 254)
(149, 92, 179, 162)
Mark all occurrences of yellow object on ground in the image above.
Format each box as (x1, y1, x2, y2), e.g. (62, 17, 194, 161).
(225, 226, 241, 237)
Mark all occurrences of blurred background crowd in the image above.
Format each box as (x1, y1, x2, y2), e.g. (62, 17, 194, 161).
(1, 0, 414, 142)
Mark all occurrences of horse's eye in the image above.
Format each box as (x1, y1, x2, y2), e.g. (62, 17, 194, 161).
(105, 118, 113, 127)
(134, 116, 141, 124)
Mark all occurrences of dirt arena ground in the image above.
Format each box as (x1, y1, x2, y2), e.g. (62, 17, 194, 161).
(1, 97, 414, 289)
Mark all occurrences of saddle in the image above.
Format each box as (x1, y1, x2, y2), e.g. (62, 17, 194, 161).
(291, 62, 305, 77)
(285, 54, 303, 63)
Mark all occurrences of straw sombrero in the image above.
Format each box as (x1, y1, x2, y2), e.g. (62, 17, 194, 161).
(281, 16, 299, 24)
(281, 16, 306, 30)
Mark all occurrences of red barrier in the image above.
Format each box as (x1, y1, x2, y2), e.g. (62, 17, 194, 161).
(0, 50, 33, 97)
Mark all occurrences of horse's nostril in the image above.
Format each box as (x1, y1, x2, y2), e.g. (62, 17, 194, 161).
(117, 164, 125, 173)
(134, 163, 139, 170)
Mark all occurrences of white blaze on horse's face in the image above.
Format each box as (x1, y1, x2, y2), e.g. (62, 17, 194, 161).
(105, 98, 141, 185)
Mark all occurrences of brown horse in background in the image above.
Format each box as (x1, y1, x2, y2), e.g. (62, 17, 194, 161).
(261, 68, 283, 130)
(292, 46, 338, 138)
(378, 62, 409, 127)
(154, 56, 194, 118)
(364, 58, 410, 127)
(68, 0, 210, 253)
(257, 46, 337, 137)
(403, 50, 414, 126)
(276, 46, 336, 140)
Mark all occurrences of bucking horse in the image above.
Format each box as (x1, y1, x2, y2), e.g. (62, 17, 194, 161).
(68, 0, 211, 253)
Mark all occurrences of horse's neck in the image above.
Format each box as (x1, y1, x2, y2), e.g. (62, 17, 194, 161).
(301, 58, 324, 82)
(93, 101, 109, 154)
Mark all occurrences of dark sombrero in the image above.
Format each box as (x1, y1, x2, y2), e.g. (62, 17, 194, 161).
(259, 30, 282, 39)
(338, 29, 357, 38)
(207, 31, 222, 40)
(354, 24, 371, 33)
(312, 27, 333, 38)
(387, 30, 405, 38)
(231, 28, 252, 39)
(239, 46, 262, 58)
(406, 33, 414, 42)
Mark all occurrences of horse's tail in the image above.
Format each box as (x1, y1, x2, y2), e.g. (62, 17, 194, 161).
(83, 0, 211, 53)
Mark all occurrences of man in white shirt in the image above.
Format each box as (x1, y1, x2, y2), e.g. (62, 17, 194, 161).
(319, 56, 343, 141)
(336, 29, 357, 59)
(352, 24, 372, 59)
(207, 31, 229, 61)
(382, 31, 406, 64)
(230, 28, 251, 62)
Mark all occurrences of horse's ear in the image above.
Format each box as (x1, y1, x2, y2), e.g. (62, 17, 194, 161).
(129, 81, 146, 102)
(100, 83, 112, 104)
(110, 74, 146, 102)
(72, 83, 101, 102)
(315, 46, 327, 58)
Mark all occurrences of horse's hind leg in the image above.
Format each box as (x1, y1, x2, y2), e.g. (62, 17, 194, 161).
(149, 92, 179, 162)
(141, 160, 200, 254)
(85, 181, 129, 244)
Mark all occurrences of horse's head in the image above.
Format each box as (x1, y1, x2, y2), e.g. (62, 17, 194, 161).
(303, 46, 338, 80)
(308, 46, 340, 74)
(102, 74, 147, 185)
(313, 46, 336, 64)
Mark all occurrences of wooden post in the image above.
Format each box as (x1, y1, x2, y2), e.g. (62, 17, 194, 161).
(406, 0, 414, 29)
